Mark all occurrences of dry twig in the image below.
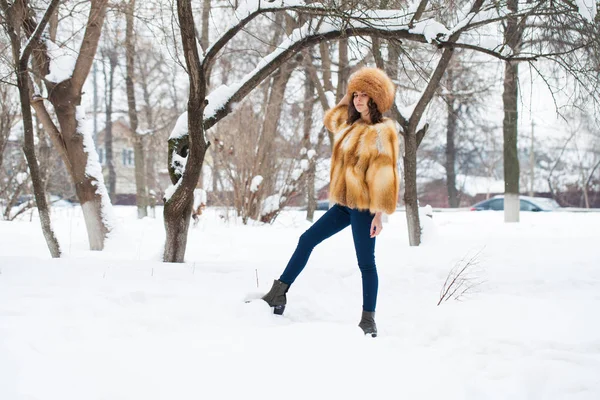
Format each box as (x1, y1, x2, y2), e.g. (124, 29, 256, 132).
(438, 249, 485, 306)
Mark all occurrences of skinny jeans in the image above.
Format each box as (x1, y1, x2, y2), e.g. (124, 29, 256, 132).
(279, 204, 378, 312)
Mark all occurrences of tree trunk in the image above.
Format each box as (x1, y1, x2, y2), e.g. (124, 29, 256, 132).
(503, 59, 520, 222)
(164, 0, 209, 262)
(319, 42, 335, 148)
(249, 64, 294, 220)
(103, 50, 117, 203)
(445, 72, 459, 208)
(19, 84, 61, 257)
(163, 193, 194, 263)
(403, 131, 421, 246)
(48, 83, 112, 249)
(402, 45, 456, 245)
(503, 0, 522, 223)
(336, 39, 349, 102)
(2, 0, 62, 257)
(125, 0, 148, 219)
(18, 66, 61, 257)
(139, 55, 158, 206)
(303, 69, 316, 222)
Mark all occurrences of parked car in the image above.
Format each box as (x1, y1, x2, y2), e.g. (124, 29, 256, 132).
(302, 200, 331, 211)
(316, 200, 330, 210)
(470, 195, 560, 211)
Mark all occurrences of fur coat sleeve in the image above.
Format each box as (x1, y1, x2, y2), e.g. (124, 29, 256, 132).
(323, 104, 349, 134)
(324, 111, 399, 215)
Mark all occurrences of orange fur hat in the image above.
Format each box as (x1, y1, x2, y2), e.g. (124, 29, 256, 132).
(347, 67, 396, 113)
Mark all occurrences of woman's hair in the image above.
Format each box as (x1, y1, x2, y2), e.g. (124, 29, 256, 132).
(347, 96, 383, 125)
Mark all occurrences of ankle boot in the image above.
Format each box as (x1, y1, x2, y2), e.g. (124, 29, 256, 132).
(358, 311, 377, 337)
(262, 279, 289, 315)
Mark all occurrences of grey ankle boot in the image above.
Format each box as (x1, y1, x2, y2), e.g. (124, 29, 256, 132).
(358, 311, 377, 337)
(262, 279, 289, 315)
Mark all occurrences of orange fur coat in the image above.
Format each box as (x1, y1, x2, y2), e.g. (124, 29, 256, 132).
(324, 104, 399, 214)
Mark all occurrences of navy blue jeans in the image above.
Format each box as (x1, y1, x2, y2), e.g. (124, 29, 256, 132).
(279, 204, 378, 312)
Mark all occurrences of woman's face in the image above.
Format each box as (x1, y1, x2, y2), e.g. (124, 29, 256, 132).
(353, 91, 370, 114)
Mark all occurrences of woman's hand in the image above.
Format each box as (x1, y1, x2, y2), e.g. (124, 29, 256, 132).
(370, 212, 383, 238)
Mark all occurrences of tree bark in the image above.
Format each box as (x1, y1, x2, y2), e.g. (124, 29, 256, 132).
(319, 41, 335, 148)
(303, 68, 316, 222)
(503, 0, 522, 222)
(164, 0, 210, 262)
(125, 0, 148, 219)
(103, 49, 117, 203)
(445, 68, 459, 208)
(403, 130, 421, 246)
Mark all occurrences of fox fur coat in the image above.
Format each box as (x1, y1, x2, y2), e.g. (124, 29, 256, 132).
(324, 104, 399, 215)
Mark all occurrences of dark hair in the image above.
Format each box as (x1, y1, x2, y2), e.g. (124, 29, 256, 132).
(347, 96, 383, 125)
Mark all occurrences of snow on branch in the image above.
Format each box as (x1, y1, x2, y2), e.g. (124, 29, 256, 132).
(44, 39, 77, 84)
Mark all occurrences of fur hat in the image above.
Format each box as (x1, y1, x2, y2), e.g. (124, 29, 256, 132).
(347, 67, 396, 113)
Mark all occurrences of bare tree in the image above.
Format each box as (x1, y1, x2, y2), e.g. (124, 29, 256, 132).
(0, 0, 61, 257)
(21, 0, 113, 250)
(303, 66, 317, 221)
(101, 45, 118, 203)
(501, 0, 523, 222)
(0, 84, 30, 220)
(124, 0, 148, 218)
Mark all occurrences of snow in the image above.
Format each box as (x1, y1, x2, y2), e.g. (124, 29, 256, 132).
(409, 18, 451, 43)
(1, 207, 599, 399)
(163, 179, 181, 203)
(290, 167, 303, 181)
(260, 194, 280, 216)
(15, 172, 28, 185)
(170, 153, 187, 177)
(250, 176, 263, 193)
(168, 112, 188, 140)
(44, 39, 77, 84)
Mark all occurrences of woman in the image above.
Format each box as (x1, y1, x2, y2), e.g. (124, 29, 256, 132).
(262, 67, 399, 337)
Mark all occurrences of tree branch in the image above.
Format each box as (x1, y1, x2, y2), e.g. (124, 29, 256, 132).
(409, 0, 429, 27)
(202, 3, 331, 75)
(30, 96, 71, 172)
(203, 26, 439, 130)
(445, 42, 537, 61)
(71, 0, 108, 92)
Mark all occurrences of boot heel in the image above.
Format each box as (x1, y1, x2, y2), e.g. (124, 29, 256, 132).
(273, 305, 285, 315)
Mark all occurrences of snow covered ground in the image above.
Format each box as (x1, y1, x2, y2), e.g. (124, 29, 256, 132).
(1, 206, 599, 400)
